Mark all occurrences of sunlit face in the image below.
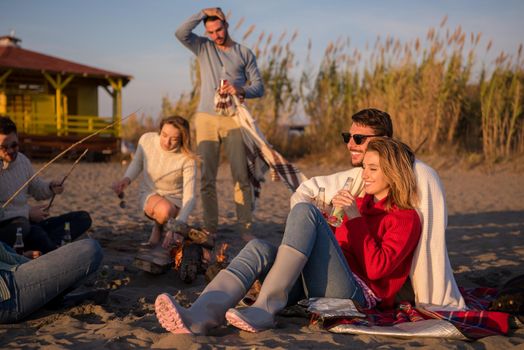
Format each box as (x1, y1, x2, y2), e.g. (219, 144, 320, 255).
(0, 132, 19, 163)
(362, 151, 390, 200)
(205, 19, 228, 46)
(159, 124, 182, 151)
(346, 123, 379, 167)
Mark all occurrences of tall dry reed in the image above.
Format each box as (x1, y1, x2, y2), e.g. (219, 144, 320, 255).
(162, 15, 523, 161)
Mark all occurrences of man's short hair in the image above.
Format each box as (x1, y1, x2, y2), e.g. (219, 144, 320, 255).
(203, 15, 224, 24)
(351, 108, 393, 137)
(0, 116, 17, 135)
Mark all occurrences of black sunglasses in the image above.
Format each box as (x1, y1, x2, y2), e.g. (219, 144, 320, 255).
(341, 133, 381, 145)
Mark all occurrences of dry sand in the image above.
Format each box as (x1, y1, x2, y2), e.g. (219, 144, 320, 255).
(1, 155, 523, 349)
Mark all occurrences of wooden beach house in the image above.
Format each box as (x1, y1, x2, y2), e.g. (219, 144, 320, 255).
(0, 34, 132, 159)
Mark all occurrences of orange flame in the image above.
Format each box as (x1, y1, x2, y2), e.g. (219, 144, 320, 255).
(171, 243, 184, 270)
(216, 243, 229, 264)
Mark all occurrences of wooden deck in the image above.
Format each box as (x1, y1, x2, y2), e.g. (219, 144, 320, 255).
(19, 133, 120, 161)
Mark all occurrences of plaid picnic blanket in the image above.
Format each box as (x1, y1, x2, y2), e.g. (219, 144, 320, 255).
(324, 287, 512, 340)
(214, 89, 236, 117)
(232, 96, 307, 204)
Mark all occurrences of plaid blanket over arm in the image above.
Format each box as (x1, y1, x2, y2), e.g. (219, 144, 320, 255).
(232, 97, 307, 205)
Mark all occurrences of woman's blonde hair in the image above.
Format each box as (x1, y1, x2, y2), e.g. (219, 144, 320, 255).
(159, 116, 198, 160)
(366, 138, 418, 210)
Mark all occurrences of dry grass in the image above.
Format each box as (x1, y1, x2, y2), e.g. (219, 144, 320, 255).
(134, 16, 523, 164)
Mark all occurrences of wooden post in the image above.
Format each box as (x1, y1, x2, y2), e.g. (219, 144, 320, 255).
(56, 75, 62, 133)
(107, 77, 123, 137)
(43, 72, 74, 135)
(0, 69, 11, 115)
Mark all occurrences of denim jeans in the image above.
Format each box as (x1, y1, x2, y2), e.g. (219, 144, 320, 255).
(226, 203, 366, 306)
(0, 238, 103, 323)
(0, 211, 92, 254)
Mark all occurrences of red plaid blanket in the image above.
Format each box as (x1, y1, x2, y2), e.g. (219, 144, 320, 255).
(324, 288, 511, 340)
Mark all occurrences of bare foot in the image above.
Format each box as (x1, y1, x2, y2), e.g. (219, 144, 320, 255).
(144, 223, 163, 247)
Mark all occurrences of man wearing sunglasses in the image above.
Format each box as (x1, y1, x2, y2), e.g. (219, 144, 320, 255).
(290, 108, 466, 311)
(0, 116, 92, 254)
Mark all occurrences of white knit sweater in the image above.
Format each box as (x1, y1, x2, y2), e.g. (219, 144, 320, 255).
(124, 132, 197, 223)
(290, 160, 466, 311)
(0, 153, 53, 221)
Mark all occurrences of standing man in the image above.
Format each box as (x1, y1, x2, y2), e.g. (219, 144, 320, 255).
(291, 108, 466, 311)
(176, 7, 264, 236)
(0, 116, 92, 253)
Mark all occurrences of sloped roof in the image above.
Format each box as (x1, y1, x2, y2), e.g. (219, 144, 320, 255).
(0, 44, 132, 85)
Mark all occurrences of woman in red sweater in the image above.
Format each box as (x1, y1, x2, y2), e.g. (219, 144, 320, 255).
(155, 138, 421, 335)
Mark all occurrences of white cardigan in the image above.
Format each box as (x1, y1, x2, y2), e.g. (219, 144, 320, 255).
(290, 160, 466, 311)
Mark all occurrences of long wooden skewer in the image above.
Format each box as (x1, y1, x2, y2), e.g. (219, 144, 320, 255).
(1, 109, 140, 210)
(44, 148, 89, 212)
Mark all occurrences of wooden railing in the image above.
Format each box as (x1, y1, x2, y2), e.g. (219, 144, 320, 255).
(2, 112, 119, 137)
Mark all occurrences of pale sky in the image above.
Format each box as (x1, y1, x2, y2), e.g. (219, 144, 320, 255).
(2, 0, 523, 119)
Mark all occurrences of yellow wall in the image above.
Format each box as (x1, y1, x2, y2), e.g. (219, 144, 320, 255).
(76, 85, 98, 116)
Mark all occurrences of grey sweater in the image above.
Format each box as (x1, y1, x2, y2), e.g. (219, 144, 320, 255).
(175, 11, 264, 114)
(0, 153, 53, 221)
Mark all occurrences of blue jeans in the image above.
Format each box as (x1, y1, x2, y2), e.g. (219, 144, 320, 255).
(226, 203, 365, 306)
(0, 238, 103, 323)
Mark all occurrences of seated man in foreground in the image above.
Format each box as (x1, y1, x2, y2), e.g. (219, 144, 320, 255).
(0, 116, 92, 254)
(291, 108, 466, 311)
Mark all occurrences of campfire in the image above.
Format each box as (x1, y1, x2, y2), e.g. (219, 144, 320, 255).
(170, 242, 230, 284)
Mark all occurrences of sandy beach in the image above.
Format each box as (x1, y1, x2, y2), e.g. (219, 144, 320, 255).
(0, 155, 523, 349)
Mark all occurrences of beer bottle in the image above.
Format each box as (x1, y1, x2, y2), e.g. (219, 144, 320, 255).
(61, 221, 72, 246)
(14, 227, 24, 255)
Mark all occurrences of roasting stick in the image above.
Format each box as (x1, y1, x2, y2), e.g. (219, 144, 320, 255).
(44, 148, 89, 212)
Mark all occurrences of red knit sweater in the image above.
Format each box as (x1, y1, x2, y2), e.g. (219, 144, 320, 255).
(334, 194, 421, 309)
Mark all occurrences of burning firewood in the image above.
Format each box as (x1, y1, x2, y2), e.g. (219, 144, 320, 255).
(168, 224, 218, 284)
(170, 241, 205, 284)
(205, 243, 229, 283)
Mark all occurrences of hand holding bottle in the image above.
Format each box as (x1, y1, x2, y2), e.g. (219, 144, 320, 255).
(330, 190, 360, 221)
(327, 177, 360, 227)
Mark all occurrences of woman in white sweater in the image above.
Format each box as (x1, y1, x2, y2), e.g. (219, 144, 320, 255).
(112, 116, 198, 246)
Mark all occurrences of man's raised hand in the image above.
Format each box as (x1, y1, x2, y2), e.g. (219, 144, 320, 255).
(202, 7, 225, 21)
